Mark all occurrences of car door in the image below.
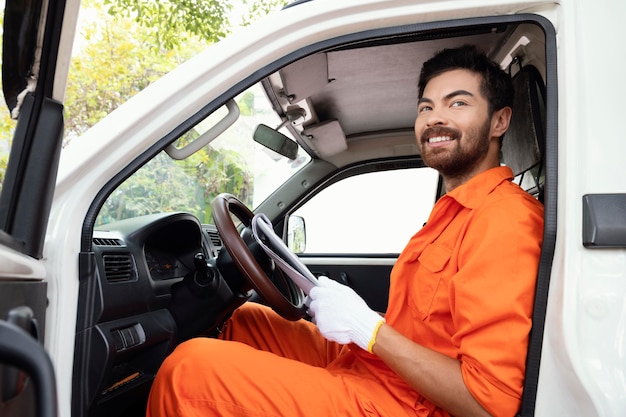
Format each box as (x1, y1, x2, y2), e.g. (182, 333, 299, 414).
(0, 1, 78, 416)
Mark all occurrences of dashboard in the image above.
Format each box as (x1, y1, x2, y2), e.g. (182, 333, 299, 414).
(77, 212, 245, 417)
(93, 212, 215, 283)
(144, 246, 189, 281)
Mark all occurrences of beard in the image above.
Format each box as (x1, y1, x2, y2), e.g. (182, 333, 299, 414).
(419, 118, 492, 179)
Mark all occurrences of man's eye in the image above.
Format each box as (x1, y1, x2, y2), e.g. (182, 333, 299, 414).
(418, 105, 432, 113)
(451, 101, 467, 107)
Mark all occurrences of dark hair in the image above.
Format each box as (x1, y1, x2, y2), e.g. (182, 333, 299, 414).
(418, 44, 514, 115)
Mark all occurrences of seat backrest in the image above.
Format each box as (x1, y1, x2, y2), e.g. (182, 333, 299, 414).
(504, 62, 551, 417)
(501, 64, 546, 201)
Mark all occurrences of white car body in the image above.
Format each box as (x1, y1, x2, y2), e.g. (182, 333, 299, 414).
(1, 0, 625, 416)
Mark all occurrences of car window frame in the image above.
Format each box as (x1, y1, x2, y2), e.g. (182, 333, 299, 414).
(289, 164, 440, 255)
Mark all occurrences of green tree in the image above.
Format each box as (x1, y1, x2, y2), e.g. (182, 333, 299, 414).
(241, 0, 289, 26)
(105, 0, 288, 50)
(65, 0, 288, 138)
(104, 0, 230, 49)
(2, 0, 284, 211)
(96, 145, 252, 225)
(96, 152, 202, 224)
(72, 0, 285, 225)
(0, 9, 15, 192)
(186, 146, 252, 223)
(64, 0, 208, 141)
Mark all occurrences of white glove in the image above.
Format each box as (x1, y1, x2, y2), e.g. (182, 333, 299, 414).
(307, 276, 385, 352)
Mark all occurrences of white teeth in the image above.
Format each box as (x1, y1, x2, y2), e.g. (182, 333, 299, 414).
(428, 136, 452, 143)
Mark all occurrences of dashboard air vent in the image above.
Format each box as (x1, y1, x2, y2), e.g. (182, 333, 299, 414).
(93, 238, 123, 246)
(208, 230, 222, 247)
(205, 228, 223, 257)
(103, 254, 135, 282)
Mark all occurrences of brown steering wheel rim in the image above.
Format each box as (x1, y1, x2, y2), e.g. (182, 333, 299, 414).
(211, 193, 305, 321)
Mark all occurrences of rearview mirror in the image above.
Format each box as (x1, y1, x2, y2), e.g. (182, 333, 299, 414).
(287, 215, 306, 254)
(253, 124, 298, 160)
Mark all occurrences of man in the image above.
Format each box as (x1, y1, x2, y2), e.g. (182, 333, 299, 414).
(147, 45, 544, 417)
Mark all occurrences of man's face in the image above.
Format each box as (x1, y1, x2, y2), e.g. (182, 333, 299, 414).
(414, 69, 495, 179)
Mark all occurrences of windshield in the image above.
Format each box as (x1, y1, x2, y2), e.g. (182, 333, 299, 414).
(96, 83, 310, 226)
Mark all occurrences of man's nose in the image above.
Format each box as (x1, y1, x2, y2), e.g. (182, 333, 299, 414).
(425, 109, 447, 127)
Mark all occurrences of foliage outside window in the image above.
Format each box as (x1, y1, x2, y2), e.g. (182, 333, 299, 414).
(96, 84, 310, 225)
(0, 0, 288, 196)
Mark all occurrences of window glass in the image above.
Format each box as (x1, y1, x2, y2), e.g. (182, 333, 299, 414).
(0, 110, 15, 196)
(291, 167, 439, 254)
(96, 83, 310, 225)
(0, 2, 15, 196)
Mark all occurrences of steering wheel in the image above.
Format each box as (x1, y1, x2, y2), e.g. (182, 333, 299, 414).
(211, 193, 306, 321)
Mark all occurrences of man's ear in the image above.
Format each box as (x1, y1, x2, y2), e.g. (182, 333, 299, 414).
(491, 106, 512, 138)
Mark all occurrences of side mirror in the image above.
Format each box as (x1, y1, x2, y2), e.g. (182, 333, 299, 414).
(253, 124, 298, 160)
(287, 215, 306, 254)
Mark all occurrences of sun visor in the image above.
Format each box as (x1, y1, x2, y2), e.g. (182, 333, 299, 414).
(280, 53, 329, 103)
(302, 120, 347, 158)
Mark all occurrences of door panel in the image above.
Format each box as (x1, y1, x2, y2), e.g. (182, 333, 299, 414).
(0, 281, 47, 338)
(0, 247, 49, 417)
(0, 318, 57, 417)
(302, 256, 394, 313)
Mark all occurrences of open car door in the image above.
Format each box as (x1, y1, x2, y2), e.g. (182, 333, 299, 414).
(0, 0, 78, 416)
(0, 319, 57, 417)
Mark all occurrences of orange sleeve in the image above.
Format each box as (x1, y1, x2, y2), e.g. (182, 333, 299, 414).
(451, 193, 544, 417)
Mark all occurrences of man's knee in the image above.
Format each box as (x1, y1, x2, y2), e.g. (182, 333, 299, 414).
(154, 338, 247, 398)
(230, 302, 273, 324)
(220, 302, 279, 342)
(175, 337, 237, 362)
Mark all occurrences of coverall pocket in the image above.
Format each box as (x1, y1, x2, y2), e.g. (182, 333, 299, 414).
(411, 242, 451, 320)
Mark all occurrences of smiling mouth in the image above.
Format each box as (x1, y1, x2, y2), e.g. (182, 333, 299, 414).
(421, 127, 460, 145)
(428, 136, 454, 144)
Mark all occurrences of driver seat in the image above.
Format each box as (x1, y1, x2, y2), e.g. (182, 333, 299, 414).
(501, 62, 546, 203)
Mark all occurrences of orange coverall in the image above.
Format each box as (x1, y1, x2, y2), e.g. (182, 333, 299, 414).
(147, 166, 544, 417)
